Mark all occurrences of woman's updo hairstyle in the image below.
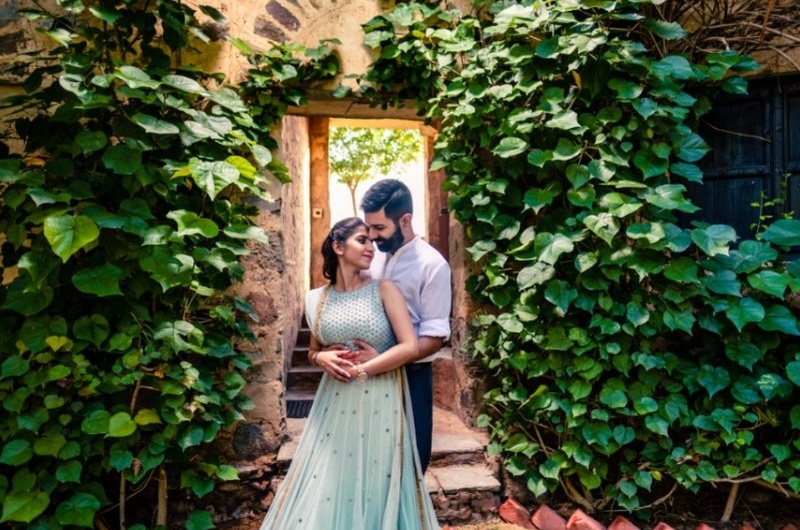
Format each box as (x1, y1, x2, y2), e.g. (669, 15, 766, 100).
(321, 217, 369, 284)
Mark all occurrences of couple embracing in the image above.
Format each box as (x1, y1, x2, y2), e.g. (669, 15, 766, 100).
(260, 179, 452, 529)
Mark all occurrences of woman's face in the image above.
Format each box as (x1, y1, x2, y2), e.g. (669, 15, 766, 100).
(338, 225, 375, 270)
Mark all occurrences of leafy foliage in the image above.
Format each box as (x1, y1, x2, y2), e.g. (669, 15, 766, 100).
(0, 1, 336, 527)
(361, 0, 800, 514)
(329, 127, 422, 215)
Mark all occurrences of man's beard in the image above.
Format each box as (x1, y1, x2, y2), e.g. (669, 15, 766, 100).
(374, 224, 405, 254)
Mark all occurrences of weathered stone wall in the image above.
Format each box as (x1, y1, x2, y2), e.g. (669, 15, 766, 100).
(231, 115, 309, 459)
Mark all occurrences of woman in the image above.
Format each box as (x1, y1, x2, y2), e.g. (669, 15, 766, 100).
(260, 217, 440, 530)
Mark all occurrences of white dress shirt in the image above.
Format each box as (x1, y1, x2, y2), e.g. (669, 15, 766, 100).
(370, 235, 452, 362)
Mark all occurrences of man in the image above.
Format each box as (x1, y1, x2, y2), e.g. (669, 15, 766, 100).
(357, 178, 452, 472)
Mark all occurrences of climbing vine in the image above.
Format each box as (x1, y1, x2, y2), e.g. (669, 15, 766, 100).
(362, 0, 800, 516)
(0, 1, 336, 528)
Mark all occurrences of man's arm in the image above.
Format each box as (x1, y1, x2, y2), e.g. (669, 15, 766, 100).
(416, 336, 445, 361)
(414, 261, 452, 362)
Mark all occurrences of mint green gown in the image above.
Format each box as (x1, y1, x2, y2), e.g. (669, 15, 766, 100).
(260, 280, 440, 530)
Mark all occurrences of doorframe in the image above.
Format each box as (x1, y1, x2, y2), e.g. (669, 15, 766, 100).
(306, 115, 449, 288)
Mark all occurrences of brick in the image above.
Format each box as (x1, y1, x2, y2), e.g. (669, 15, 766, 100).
(531, 504, 567, 530)
(607, 516, 641, 530)
(498, 498, 535, 530)
(652, 524, 676, 530)
(566, 509, 605, 530)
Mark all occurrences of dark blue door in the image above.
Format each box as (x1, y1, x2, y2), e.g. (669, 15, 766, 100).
(688, 75, 800, 239)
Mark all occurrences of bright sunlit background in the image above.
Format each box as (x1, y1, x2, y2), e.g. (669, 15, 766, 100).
(328, 129, 428, 237)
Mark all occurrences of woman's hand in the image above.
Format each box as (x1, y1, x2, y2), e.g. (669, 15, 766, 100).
(315, 348, 355, 382)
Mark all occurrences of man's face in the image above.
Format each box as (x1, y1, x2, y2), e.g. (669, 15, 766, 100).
(364, 209, 405, 254)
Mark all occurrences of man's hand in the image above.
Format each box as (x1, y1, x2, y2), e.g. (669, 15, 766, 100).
(349, 340, 379, 364)
(315, 347, 356, 382)
(321, 343, 359, 362)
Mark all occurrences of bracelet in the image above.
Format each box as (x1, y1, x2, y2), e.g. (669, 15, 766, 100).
(311, 351, 321, 366)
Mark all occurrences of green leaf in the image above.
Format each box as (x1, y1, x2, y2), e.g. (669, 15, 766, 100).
(108, 412, 137, 437)
(0, 491, 50, 524)
(493, 137, 528, 158)
(626, 222, 666, 244)
(539, 459, 561, 480)
(787, 361, 800, 387)
(663, 257, 698, 283)
(674, 132, 710, 162)
(748, 271, 789, 298)
(44, 215, 100, 262)
(75, 131, 107, 153)
(652, 56, 695, 80)
(633, 397, 659, 414)
(215, 465, 239, 481)
(544, 280, 578, 313)
(167, 210, 220, 238)
(116, 65, 158, 88)
(633, 148, 669, 179)
(758, 305, 800, 335)
(178, 426, 205, 450)
(761, 220, 800, 247)
(584, 213, 619, 246)
(185, 509, 215, 530)
(132, 112, 180, 135)
(0, 439, 33, 465)
(467, 240, 496, 262)
(698, 365, 730, 397)
(55, 493, 100, 528)
(691, 224, 737, 257)
(102, 144, 142, 175)
(725, 297, 765, 332)
(732, 346, 765, 380)
(643, 184, 699, 213)
(608, 78, 642, 99)
(536, 233, 574, 265)
(56, 461, 83, 483)
(517, 262, 555, 289)
(703, 270, 741, 297)
(644, 19, 688, 40)
(188, 158, 239, 199)
(1, 355, 30, 379)
(226, 156, 257, 180)
(523, 186, 559, 214)
(33, 433, 66, 457)
(73, 314, 110, 347)
(162, 74, 206, 94)
(71, 265, 124, 296)
(81, 410, 110, 435)
(89, 4, 121, 23)
(134, 409, 162, 426)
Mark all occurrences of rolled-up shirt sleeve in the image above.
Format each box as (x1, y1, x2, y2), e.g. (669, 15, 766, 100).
(418, 261, 452, 339)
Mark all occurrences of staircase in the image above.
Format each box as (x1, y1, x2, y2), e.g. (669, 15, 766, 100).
(284, 320, 321, 419)
(280, 323, 502, 526)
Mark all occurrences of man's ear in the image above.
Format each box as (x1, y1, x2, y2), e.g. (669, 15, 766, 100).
(400, 213, 412, 229)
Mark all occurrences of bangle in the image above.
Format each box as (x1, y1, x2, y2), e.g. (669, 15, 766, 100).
(311, 351, 321, 366)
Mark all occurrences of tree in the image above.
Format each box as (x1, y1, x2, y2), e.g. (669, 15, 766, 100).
(329, 127, 422, 215)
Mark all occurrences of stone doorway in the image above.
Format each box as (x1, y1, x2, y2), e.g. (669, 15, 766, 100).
(304, 115, 449, 289)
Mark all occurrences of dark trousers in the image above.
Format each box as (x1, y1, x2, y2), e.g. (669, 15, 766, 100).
(404, 362, 433, 473)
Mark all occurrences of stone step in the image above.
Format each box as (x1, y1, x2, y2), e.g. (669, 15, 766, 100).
(286, 364, 323, 390)
(290, 345, 311, 367)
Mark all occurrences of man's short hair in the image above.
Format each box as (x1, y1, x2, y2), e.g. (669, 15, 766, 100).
(360, 179, 413, 222)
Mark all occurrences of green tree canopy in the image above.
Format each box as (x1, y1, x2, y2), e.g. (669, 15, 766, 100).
(329, 127, 422, 215)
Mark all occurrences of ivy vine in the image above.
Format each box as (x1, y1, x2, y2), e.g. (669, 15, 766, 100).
(0, 1, 336, 528)
(361, 0, 800, 516)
